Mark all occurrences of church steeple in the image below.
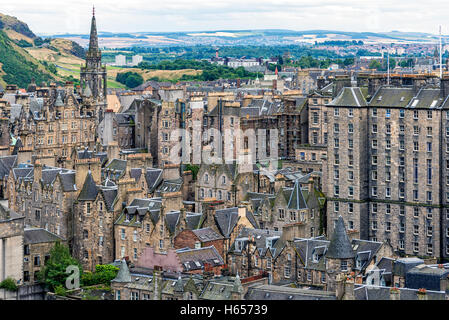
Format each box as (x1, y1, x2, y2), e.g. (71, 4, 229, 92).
(80, 7, 108, 123)
(88, 6, 99, 54)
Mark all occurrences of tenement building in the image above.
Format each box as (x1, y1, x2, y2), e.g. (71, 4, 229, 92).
(325, 76, 449, 259)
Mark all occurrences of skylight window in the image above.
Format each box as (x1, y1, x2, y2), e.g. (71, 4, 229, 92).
(412, 100, 419, 107)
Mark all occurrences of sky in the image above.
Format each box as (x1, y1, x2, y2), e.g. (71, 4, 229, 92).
(1, 0, 448, 35)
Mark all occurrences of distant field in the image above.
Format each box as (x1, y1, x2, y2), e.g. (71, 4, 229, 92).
(107, 67, 202, 82)
(25, 44, 202, 87)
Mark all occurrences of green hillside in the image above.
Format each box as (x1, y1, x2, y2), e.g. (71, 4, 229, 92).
(0, 29, 56, 88)
(0, 13, 59, 88)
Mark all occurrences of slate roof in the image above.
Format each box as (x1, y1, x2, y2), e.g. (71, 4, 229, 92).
(176, 246, 224, 272)
(287, 180, 308, 210)
(145, 168, 163, 192)
(0, 155, 17, 179)
(99, 187, 118, 211)
(232, 228, 282, 257)
(104, 159, 127, 179)
(156, 178, 183, 194)
(352, 239, 383, 271)
(186, 213, 203, 230)
(405, 264, 449, 291)
(192, 227, 223, 242)
(112, 260, 132, 283)
(58, 172, 77, 192)
(406, 88, 444, 109)
(200, 276, 240, 300)
(369, 87, 415, 108)
(0, 203, 22, 221)
(294, 237, 330, 271)
(24, 228, 62, 244)
(328, 87, 367, 107)
(77, 171, 99, 201)
(325, 216, 355, 259)
(392, 257, 424, 277)
(129, 168, 142, 182)
(245, 284, 336, 300)
(214, 207, 239, 238)
(354, 284, 445, 300)
(10, 104, 23, 123)
(12, 166, 33, 181)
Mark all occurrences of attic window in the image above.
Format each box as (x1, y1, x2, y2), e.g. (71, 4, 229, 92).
(412, 100, 419, 107)
(377, 96, 382, 101)
(400, 97, 405, 102)
(430, 100, 438, 108)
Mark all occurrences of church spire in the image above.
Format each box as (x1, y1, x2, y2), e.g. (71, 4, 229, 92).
(88, 6, 99, 53)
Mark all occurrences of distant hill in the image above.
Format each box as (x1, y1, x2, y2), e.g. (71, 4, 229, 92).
(49, 29, 442, 48)
(0, 12, 86, 88)
(0, 13, 37, 39)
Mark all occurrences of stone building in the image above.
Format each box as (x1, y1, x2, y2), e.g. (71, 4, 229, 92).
(7, 162, 77, 241)
(243, 177, 325, 235)
(22, 228, 63, 284)
(269, 216, 395, 291)
(195, 163, 256, 207)
(174, 227, 225, 258)
(325, 78, 449, 259)
(0, 203, 24, 283)
(73, 167, 119, 271)
(111, 260, 202, 300)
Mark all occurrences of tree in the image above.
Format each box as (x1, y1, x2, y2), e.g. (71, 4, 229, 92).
(38, 242, 82, 292)
(343, 57, 355, 66)
(369, 60, 382, 70)
(0, 278, 18, 291)
(184, 164, 200, 181)
(81, 264, 119, 286)
(124, 74, 144, 88)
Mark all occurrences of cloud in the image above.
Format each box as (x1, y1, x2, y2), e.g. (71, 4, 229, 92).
(1, 0, 447, 35)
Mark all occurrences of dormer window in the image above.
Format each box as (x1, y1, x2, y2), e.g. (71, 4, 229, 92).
(312, 253, 319, 263)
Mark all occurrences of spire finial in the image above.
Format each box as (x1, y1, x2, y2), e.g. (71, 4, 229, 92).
(93, 5, 95, 17)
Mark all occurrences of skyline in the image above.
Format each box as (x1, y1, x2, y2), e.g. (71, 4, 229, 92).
(1, 0, 449, 36)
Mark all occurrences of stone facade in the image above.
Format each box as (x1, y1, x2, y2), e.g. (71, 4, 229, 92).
(325, 83, 449, 259)
(0, 205, 24, 283)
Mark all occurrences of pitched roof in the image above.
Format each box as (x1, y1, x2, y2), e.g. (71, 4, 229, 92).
(287, 180, 308, 210)
(192, 227, 223, 242)
(369, 87, 415, 108)
(246, 284, 336, 300)
(329, 87, 367, 107)
(325, 216, 355, 259)
(176, 246, 224, 272)
(24, 228, 62, 244)
(214, 207, 239, 238)
(77, 171, 98, 201)
(112, 260, 132, 283)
